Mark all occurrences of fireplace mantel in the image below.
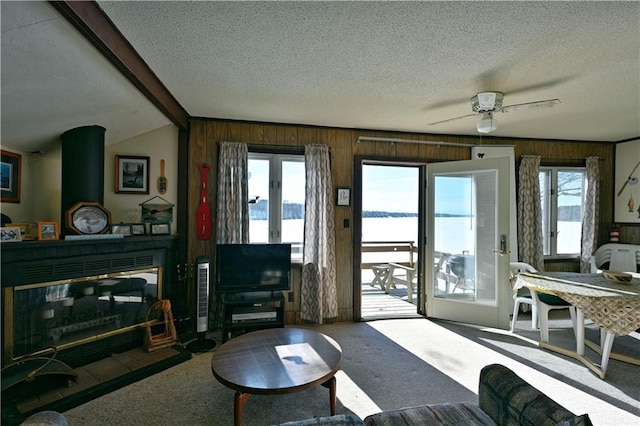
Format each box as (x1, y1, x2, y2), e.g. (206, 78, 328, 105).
(2, 236, 179, 287)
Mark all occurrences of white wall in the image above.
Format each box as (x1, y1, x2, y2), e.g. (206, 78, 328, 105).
(1, 124, 179, 234)
(104, 125, 179, 229)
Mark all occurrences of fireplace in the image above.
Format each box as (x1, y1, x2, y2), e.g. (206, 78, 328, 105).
(1, 236, 179, 368)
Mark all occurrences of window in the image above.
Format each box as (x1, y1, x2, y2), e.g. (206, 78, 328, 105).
(248, 153, 305, 259)
(539, 167, 586, 257)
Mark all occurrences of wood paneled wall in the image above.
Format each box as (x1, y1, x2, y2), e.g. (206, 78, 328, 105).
(188, 118, 624, 324)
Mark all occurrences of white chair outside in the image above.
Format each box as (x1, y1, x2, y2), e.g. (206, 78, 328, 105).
(509, 262, 578, 343)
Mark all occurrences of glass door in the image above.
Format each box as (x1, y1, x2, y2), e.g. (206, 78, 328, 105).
(426, 157, 511, 329)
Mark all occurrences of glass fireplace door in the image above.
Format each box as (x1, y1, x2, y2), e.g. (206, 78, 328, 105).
(7, 268, 159, 361)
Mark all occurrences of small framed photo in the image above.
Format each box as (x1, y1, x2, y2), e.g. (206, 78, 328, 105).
(37, 221, 59, 241)
(1, 227, 22, 242)
(336, 187, 351, 206)
(115, 155, 150, 194)
(131, 223, 146, 236)
(150, 222, 170, 235)
(11, 223, 35, 241)
(111, 223, 132, 236)
(1, 149, 22, 203)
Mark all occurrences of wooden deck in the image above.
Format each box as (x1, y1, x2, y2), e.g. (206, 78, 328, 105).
(360, 241, 421, 320)
(361, 281, 421, 320)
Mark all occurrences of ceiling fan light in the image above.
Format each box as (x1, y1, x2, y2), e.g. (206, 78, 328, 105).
(477, 113, 497, 133)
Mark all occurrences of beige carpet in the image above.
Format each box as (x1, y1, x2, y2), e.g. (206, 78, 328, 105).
(63, 316, 640, 425)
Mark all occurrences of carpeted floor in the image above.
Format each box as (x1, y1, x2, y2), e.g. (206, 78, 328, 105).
(62, 314, 640, 425)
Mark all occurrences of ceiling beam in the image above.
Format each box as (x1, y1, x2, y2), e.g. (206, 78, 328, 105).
(50, 1, 189, 130)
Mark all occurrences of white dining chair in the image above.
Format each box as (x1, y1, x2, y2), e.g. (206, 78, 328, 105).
(509, 262, 538, 331)
(509, 262, 577, 343)
(589, 243, 640, 274)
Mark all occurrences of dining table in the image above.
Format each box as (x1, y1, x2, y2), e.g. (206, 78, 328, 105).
(514, 271, 640, 379)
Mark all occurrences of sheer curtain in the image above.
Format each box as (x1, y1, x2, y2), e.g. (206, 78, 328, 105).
(517, 155, 545, 271)
(216, 142, 249, 244)
(300, 145, 338, 324)
(580, 157, 600, 272)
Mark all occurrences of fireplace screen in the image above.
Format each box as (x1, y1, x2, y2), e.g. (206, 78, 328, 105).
(6, 268, 160, 361)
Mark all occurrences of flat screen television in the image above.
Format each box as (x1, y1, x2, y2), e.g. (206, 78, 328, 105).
(215, 243, 291, 294)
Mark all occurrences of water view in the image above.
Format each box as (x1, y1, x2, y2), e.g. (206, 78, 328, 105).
(250, 216, 581, 262)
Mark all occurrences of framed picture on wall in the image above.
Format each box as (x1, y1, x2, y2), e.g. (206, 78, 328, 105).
(1, 150, 21, 203)
(336, 187, 350, 206)
(115, 155, 150, 194)
(614, 139, 640, 224)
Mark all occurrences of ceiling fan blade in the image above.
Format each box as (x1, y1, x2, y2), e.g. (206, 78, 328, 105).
(500, 99, 560, 113)
(428, 113, 478, 126)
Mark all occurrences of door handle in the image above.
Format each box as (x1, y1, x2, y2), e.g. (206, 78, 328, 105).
(494, 234, 507, 256)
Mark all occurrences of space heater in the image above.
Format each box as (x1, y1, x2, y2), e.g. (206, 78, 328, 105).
(186, 257, 216, 352)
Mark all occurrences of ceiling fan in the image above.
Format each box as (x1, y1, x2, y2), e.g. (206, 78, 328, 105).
(428, 92, 560, 134)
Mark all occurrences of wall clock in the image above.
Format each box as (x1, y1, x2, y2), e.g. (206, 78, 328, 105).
(66, 201, 111, 234)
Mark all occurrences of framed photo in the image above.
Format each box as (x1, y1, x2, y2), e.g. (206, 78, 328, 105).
(336, 187, 351, 206)
(11, 223, 35, 241)
(37, 221, 59, 241)
(140, 196, 174, 223)
(111, 223, 132, 236)
(614, 139, 640, 224)
(150, 222, 170, 235)
(1, 227, 22, 242)
(131, 223, 146, 236)
(1, 150, 22, 203)
(115, 155, 150, 194)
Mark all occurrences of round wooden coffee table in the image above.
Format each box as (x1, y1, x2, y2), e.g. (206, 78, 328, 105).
(211, 328, 343, 426)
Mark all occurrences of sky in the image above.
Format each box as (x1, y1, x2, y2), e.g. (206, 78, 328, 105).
(363, 165, 474, 215)
(363, 165, 419, 213)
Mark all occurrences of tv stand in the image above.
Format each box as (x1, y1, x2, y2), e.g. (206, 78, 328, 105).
(221, 290, 285, 342)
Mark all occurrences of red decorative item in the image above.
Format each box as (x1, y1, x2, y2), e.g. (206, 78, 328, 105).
(610, 225, 620, 243)
(197, 164, 212, 240)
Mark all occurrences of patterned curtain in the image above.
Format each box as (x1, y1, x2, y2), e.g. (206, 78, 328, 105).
(580, 157, 600, 272)
(216, 142, 249, 244)
(300, 145, 338, 324)
(517, 156, 545, 271)
(211, 142, 248, 329)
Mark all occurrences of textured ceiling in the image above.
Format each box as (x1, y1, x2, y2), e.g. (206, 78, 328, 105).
(2, 1, 639, 154)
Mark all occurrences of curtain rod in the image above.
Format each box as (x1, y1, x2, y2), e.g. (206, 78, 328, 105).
(356, 136, 513, 148)
(537, 157, 605, 162)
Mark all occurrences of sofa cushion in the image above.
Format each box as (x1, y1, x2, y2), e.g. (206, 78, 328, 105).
(478, 364, 587, 426)
(363, 402, 496, 426)
(273, 414, 365, 426)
